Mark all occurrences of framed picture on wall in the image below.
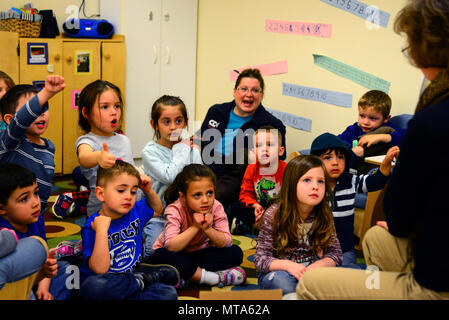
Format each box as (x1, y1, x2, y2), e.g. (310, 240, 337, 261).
(75, 50, 92, 75)
(27, 43, 48, 65)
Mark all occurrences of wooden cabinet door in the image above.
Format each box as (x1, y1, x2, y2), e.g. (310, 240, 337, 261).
(62, 41, 101, 174)
(0, 31, 19, 84)
(19, 38, 63, 173)
(102, 41, 126, 131)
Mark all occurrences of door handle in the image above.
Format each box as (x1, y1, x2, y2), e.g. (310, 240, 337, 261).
(166, 46, 170, 64)
(153, 45, 158, 64)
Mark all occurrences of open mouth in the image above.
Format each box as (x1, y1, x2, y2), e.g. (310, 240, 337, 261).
(32, 210, 40, 217)
(35, 121, 46, 129)
(111, 119, 118, 126)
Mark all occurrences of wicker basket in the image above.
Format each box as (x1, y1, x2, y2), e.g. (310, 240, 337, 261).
(0, 18, 41, 37)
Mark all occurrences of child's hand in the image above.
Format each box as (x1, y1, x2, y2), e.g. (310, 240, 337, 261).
(379, 146, 399, 176)
(357, 134, 391, 148)
(98, 142, 116, 168)
(193, 212, 213, 230)
(253, 203, 264, 222)
(36, 287, 54, 300)
(91, 215, 111, 234)
(42, 249, 58, 279)
(285, 260, 307, 280)
(45, 75, 66, 94)
(139, 174, 153, 194)
(352, 145, 364, 157)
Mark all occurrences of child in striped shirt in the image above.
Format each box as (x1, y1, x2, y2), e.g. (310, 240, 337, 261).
(310, 132, 398, 269)
(0, 75, 66, 214)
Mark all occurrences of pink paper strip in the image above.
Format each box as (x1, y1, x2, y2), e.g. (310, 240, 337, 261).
(230, 60, 288, 82)
(265, 19, 332, 38)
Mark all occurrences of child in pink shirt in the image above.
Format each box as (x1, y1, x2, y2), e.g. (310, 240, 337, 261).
(150, 164, 246, 288)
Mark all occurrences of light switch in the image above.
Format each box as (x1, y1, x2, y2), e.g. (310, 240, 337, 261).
(47, 64, 54, 73)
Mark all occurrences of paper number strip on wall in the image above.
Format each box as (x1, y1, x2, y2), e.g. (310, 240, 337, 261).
(265, 19, 332, 38)
(320, 0, 390, 28)
(282, 82, 353, 108)
(266, 108, 312, 133)
(313, 54, 391, 93)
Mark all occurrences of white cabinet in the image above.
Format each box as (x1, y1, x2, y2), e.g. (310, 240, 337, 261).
(100, 0, 198, 157)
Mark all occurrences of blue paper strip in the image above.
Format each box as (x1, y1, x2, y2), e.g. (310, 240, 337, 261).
(282, 82, 353, 108)
(266, 108, 312, 132)
(321, 0, 390, 28)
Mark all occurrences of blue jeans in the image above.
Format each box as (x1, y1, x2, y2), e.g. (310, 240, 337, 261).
(80, 272, 177, 300)
(49, 261, 72, 300)
(258, 270, 298, 295)
(0, 237, 47, 290)
(143, 217, 165, 259)
(339, 250, 362, 270)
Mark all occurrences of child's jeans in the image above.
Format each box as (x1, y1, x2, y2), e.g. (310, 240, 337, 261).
(0, 236, 47, 290)
(142, 217, 165, 259)
(258, 270, 298, 296)
(339, 249, 362, 269)
(80, 272, 177, 300)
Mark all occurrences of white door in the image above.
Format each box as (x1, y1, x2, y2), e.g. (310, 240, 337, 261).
(124, 0, 163, 157)
(104, 0, 198, 158)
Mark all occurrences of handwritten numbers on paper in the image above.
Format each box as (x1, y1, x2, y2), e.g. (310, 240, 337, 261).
(321, 0, 390, 28)
(266, 19, 332, 38)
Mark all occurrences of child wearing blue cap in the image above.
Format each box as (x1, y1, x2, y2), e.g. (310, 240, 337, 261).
(310, 132, 398, 268)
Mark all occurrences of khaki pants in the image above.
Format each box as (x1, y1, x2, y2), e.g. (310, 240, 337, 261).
(296, 226, 449, 300)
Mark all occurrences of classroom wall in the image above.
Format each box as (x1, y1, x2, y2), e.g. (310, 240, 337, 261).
(1, 1, 424, 158)
(195, 0, 423, 155)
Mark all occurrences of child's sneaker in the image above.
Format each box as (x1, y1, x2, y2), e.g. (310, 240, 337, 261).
(217, 267, 246, 288)
(135, 263, 180, 287)
(52, 193, 74, 219)
(175, 278, 189, 289)
(54, 239, 82, 260)
(231, 217, 251, 235)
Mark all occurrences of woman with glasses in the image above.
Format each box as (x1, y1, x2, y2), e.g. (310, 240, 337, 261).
(199, 68, 286, 214)
(296, 0, 449, 300)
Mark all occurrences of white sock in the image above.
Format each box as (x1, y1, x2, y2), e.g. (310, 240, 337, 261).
(199, 269, 219, 285)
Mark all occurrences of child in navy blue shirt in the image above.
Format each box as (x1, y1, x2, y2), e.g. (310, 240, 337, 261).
(80, 159, 179, 300)
(0, 163, 70, 299)
(338, 90, 404, 174)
